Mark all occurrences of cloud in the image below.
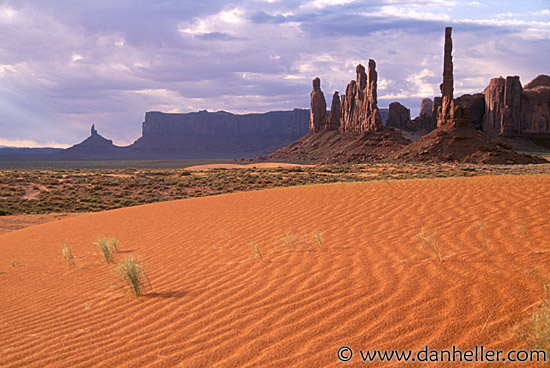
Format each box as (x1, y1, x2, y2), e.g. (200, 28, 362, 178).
(0, 0, 548, 146)
(0, 138, 69, 149)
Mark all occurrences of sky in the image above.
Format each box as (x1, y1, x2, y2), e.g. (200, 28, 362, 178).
(0, 0, 549, 148)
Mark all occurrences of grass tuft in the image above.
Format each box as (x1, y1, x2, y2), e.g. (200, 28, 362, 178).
(517, 223, 534, 248)
(96, 239, 114, 264)
(477, 221, 489, 252)
(417, 228, 443, 264)
(283, 234, 295, 251)
(115, 256, 152, 297)
(98, 237, 120, 253)
(514, 272, 550, 354)
(248, 241, 263, 261)
(312, 231, 323, 249)
(62, 243, 75, 266)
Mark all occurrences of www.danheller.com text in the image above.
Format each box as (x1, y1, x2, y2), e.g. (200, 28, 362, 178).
(336, 345, 547, 363)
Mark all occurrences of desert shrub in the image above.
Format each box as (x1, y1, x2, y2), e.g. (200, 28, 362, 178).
(96, 239, 114, 263)
(62, 243, 75, 266)
(515, 305, 550, 353)
(514, 273, 550, 354)
(115, 256, 152, 297)
(313, 231, 323, 249)
(477, 221, 488, 252)
(417, 228, 443, 264)
(248, 241, 263, 261)
(283, 234, 295, 251)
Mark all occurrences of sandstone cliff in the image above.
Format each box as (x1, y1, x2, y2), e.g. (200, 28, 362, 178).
(130, 109, 309, 157)
(385, 102, 411, 130)
(482, 74, 550, 139)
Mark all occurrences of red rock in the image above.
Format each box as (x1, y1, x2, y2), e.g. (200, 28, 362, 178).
(437, 27, 454, 127)
(326, 91, 341, 131)
(340, 60, 382, 133)
(309, 77, 327, 133)
(386, 102, 411, 129)
(482, 75, 550, 138)
(455, 93, 485, 130)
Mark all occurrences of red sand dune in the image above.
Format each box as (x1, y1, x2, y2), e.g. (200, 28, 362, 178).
(1, 175, 550, 367)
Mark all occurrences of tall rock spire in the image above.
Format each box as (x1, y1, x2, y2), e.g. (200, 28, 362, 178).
(364, 59, 382, 131)
(437, 27, 455, 127)
(340, 59, 382, 133)
(326, 91, 341, 131)
(309, 77, 327, 133)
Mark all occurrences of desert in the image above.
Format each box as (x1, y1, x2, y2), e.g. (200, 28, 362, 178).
(2, 1, 550, 366)
(1, 174, 550, 367)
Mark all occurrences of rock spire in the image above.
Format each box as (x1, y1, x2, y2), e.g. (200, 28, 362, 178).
(309, 77, 327, 133)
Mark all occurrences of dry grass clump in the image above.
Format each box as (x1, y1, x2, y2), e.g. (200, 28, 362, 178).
(477, 221, 488, 252)
(248, 241, 263, 261)
(417, 228, 443, 264)
(99, 237, 120, 253)
(514, 272, 550, 354)
(96, 240, 113, 263)
(95, 237, 120, 263)
(312, 231, 323, 249)
(115, 256, 152, 297)
(61, 243, 75, 266)
(517, 223, 534, 249)
(283, 234, 295, 251)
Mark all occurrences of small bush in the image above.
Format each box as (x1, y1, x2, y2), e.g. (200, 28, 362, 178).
(115, 256, 152, 297)
(62, 243, 75, 266)
(312, 231, 323, 249)
(283, 234, 295, 251)
(417, 228, 443, 264)
(517, 224, 534, 248)
(248, 241, 263, 261)
(96, 240, 114, 263)
(477, 221, 488, 252)
(514, 273, 550, 353)
(98, 237, 120, 253)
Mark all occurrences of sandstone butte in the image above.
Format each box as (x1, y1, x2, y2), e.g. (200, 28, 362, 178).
(264, 26, 548, 164)
(1, 174, 550, 367)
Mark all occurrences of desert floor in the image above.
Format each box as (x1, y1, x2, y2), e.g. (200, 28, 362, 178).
(1, 174, 549, 367)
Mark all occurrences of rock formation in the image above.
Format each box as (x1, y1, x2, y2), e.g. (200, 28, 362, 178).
(340, 60, 383, 133)
(326, 91, 341, 131)
(482, 74, 550, 139)
(455, 93, 485, 130)
(65, 124, 120, 155)
(409, 98, 438, 131)
(393, 123, 546, 164)
(522, 75, 550, 137)
(437, 27, 455, 127)
(309, 78, 327, 133)
(435, 27, 470, 128)
(131, 109, 309, 156)
(393, 26, 546, 164)
(385, 102, 411, 130)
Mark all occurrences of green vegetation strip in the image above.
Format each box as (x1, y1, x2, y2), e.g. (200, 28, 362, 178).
(0, 162, 549, 215)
